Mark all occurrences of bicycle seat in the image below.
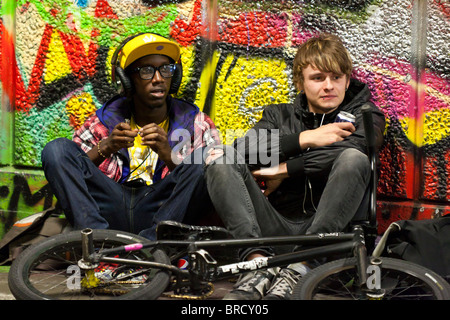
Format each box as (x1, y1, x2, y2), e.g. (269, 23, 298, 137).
(156, 221, 231, 241)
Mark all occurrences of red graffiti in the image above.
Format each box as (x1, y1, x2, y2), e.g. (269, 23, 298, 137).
(0, 21, 16, 108)
(15, 24, 53, 112)
(95, 0, 118, 19)
(170, 0, 204, 46)
(59, 31, 99, 80)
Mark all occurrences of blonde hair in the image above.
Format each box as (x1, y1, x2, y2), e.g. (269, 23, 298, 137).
(293, 34, 353, 90)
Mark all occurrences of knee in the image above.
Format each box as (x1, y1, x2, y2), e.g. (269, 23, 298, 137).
(205, 145, 245, 166)
(205, 146, 247, 176)
(41, 138, 75, 167)
(204, 159, 231, 181)
(335, 149, 370, 179)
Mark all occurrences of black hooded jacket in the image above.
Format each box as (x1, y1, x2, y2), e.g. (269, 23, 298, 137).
(235, 79, 385, 220)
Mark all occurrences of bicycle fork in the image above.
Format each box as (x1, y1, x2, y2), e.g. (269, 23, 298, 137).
(79, 228, 97, 269)
(78, 228, 101, 289)
(353, 225, 369, 287)
(353, 225, 388, 299)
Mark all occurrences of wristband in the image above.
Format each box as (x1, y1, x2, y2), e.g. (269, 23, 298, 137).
(97, 139, 108, 158)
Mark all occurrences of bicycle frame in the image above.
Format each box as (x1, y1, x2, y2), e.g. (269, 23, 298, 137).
(79, 224, 371, 294)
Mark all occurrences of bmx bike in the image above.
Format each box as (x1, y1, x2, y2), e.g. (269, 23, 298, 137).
(7, 220, 450, 300)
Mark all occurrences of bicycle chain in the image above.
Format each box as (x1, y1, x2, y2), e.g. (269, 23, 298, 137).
(85, 280, 215, 299)
(84, 280, 146, 296)
(162, 282, 215, 300)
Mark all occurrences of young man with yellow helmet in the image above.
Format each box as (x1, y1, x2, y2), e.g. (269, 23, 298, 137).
(42, 33, 220, 240)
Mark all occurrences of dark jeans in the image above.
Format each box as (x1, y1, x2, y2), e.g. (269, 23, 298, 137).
(41, 138, 211, 240)
(205, 146, 371, 259)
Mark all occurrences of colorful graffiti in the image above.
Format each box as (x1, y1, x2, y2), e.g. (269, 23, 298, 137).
(0, 0, 449, 235)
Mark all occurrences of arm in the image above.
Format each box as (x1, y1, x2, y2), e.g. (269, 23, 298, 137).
(73, 115, 137, 182)
(288, 103, 385, 177)
(299, 121, 355, 150)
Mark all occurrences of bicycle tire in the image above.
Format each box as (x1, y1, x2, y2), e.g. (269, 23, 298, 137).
(291, 257, 450, 300)
(8, 229, 171, 300)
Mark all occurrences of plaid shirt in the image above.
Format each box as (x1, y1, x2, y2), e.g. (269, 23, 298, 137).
(73, 96, 220, 183)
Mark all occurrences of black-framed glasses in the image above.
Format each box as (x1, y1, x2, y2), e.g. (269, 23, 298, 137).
(130, 64, 176, 80)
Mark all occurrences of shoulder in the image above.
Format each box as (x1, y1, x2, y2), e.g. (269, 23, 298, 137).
(169, 97, 199, 113)
(259, 103, 297, 123)
(73, 113, 108, 142)
(194, 111, 215, 125)
(263, 103, 296, 114)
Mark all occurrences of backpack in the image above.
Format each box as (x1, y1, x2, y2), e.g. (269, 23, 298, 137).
(385, 215, 450, 279)
(0, 207, 69, 265)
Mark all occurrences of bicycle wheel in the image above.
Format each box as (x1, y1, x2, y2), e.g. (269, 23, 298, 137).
(8, 229, 171, 300)
(291, 257, 450, 300)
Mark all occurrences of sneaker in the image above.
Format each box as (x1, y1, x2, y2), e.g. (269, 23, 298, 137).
(263, 262, 310, 300)
(223, 268, 278, 300)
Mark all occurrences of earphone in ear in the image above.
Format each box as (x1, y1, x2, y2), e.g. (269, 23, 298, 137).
(110, 33, 183, 96)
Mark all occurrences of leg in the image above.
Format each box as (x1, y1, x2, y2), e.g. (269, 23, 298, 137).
(265, 149, 370, 301)
(306, 148, 371, 234)
(205, 147, 313, 300)
(136, 148, 213, 240)
(41, 138, 129, 231)
(205, 146, 309, 258)
(205, 146, 296, 238)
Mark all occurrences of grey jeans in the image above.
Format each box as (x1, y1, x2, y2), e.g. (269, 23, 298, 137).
(204, 146, 371, 258)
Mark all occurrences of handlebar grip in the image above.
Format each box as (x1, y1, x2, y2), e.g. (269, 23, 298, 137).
(361, 104, 375, 150)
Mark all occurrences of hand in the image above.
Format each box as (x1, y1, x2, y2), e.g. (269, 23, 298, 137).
(205, 147, 224, 165)
(139, 123, 174, 169)
(299, 122, 355, 150)
(252, 163, 288, 196)
(102, 121, 139, 155)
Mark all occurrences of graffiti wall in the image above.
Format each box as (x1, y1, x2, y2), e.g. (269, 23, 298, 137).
(0, 0, 449, 237)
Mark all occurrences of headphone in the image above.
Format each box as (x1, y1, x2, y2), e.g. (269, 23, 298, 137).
(110, 33, 183, 96)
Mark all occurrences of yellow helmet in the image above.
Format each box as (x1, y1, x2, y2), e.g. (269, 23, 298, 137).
(118, 33, 181, 69)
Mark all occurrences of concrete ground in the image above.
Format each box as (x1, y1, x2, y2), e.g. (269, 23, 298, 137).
(0, 268, 13, 300)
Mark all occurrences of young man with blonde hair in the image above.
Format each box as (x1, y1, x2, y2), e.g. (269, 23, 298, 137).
(205, 33, 385, 300)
